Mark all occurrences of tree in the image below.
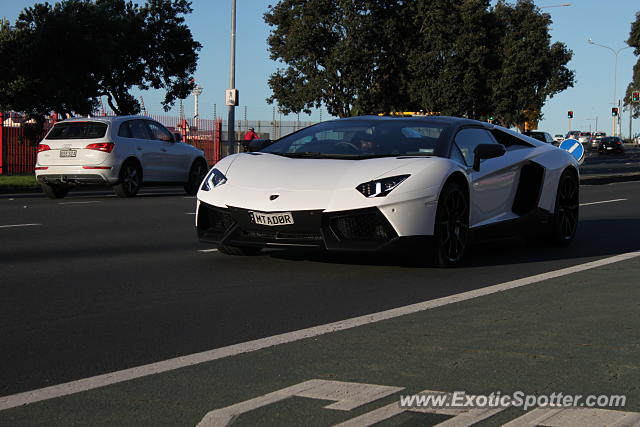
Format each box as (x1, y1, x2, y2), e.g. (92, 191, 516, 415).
(406, 0, 496, 118)
(0, 0, 201, 120)
(489, 0, 574, 127)
(265, 0, 574, 126)
(623, 11, 640, 119)
(264, 0, 413, 118)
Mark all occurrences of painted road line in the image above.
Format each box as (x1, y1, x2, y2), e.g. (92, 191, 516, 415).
(57, 201, 102, 205)
(0, 223, 41, 229)
(185, 212, 196, 215)
(198, 248, 218, 253)
(579, 198, 627, 206)
(1, 250, 639, 411)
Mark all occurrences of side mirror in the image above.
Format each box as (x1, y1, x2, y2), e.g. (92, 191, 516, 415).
(473, 144, 506, 171)
(247, 139, 273, 152)
(173, 132, 182, 142)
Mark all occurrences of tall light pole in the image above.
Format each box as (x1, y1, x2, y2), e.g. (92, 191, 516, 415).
(192, 84, 203, 129)
(226, 0, 238, 155)
(588, 38, 632, 136)
(540, 3, 572, 9)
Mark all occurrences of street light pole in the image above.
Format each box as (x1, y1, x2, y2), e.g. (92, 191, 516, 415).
(227, 0, 237, 155)
(587, 38, 631, 136)
(540, 3, 572, 9)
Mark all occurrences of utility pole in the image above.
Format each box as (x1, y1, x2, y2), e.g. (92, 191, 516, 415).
(226, 0, 238, 155)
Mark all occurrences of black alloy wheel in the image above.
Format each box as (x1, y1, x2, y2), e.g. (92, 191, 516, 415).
(552, 171, 579, 245)
(433, 183, 469, 267)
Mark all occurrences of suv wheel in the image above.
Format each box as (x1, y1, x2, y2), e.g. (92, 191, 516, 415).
(184, 159, 208, 195)
(113, 161, 142, 197)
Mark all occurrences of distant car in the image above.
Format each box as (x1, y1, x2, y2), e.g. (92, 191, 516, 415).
(197, 115, 580, 267)
(577, 132, 592, 144)
(566, 130, 581, 139)
(523, 131, 555, 144)
(554, 134, 564, 144)
(35, 116, 208, 198)
(598, 136, 625, 154)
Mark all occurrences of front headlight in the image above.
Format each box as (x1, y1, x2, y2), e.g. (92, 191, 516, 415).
(356, 174, 410, 198)
(201, 168, 227, 191)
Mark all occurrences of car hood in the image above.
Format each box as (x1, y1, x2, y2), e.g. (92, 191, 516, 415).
(198, 152, 444, 212)
(224, 153, 430, 190)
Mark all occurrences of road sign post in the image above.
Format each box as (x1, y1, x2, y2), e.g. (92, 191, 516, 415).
(559, 138, 585, 165)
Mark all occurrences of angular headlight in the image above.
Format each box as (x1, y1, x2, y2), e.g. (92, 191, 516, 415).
(356, 175, 410, 198)
(201, 168, 227, 191)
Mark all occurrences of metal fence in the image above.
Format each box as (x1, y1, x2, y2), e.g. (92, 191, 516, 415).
(0, 112, 319, 175)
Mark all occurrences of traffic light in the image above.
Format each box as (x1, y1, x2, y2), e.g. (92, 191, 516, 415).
(633, 91, 640, 103)
(612, 107, 619, 117)
(567, 110, 573, 119)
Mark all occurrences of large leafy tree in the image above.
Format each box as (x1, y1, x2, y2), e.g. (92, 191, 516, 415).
(264, 0, 413, 117)
(489, 0, 574, 127)
(0, 0, 200, 120)
(623, 11, 640, 119)
(407, 0, 496, 118)
(265, 0, 574, 125)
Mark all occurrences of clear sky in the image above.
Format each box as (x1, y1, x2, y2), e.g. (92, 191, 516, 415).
(1, 0, 639, 136)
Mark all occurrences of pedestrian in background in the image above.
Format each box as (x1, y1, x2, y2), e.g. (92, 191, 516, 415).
(244, 127, 258, 141)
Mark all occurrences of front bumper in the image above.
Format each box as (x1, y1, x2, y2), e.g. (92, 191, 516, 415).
(196, 201, 419, 252)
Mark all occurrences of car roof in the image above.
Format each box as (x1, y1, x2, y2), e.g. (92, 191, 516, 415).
(56, 115, 155, 124)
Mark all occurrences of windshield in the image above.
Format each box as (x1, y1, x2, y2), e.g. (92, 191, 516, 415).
(46, 122, 108, 139)
(262, 119, 451, 158)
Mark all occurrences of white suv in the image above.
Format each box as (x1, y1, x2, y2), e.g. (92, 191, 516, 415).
(35, 116, 208, 198)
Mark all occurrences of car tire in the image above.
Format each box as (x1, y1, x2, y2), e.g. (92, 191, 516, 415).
(431, 182, 469, 267)
(184, 158, 208, 195)
(113, 161, 142, 198)
(218, 244, 263, 256)
(548, 170, 579, 246)
(41, 182, 69, 199)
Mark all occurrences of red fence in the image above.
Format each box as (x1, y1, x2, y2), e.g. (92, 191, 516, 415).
(0, 113, 223, 175)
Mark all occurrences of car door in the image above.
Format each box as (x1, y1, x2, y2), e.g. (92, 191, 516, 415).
(119, 119, 163, 181)
(453, 127, 518, 228)
(146, 121, 190, 182)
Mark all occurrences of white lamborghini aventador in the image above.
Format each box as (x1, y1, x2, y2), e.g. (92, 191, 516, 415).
(196, 116, 579, 266)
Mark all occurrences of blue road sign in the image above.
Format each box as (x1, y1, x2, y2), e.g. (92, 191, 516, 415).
(559, 138, 585, 164)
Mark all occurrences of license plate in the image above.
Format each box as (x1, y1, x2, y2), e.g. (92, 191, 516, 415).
(607, 147, 613, 150)
(251, 211, 294, 226)
(59, 149, 77, 158)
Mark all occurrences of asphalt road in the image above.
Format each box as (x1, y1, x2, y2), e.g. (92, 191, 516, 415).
(0, 181, 639, 401)
(580, 145, 640, 178)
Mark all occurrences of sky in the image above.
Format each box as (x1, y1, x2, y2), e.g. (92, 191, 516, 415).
(1, 0, 639, 136)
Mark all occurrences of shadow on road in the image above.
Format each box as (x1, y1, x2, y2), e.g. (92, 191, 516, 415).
(266, 217, 640, 269)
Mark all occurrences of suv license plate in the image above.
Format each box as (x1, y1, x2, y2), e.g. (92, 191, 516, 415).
(60, 149, 77, 158)
(251, 212, 294, 226)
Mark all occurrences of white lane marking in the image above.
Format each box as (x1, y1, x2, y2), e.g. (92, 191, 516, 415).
(579, 198, 627, 206)
(0, 223, 41, 229)
(198, 248, 218, 253)
(1, 250, 639, 411)
(185, 212, 196, 215)
(57, 201, 102, 205)
(184, 196, 196, 199)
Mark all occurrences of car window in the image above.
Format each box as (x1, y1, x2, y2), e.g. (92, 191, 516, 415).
(129, 120, 151, 139)
(46, 122, 108, 140)
(118, 121, 132, 138)
(146, 121, 173, 142)
(262, 119, 451, 157)
(454, 128, 498, 167)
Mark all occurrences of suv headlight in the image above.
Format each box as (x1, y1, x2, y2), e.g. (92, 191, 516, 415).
(201, 168, 227, 191)
(356, 175, 410, 198)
